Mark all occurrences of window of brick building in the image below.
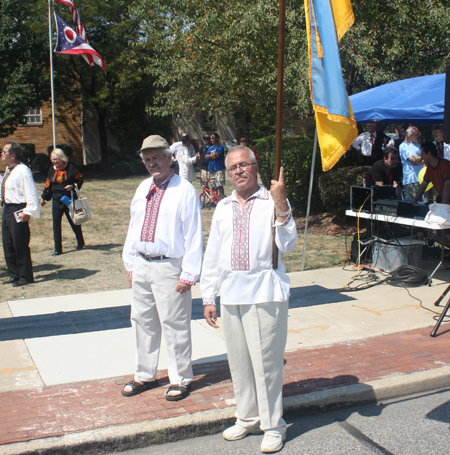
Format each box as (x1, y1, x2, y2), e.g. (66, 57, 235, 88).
(24, 108, 43, 125)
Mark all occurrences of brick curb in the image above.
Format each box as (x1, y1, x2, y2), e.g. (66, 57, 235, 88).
(3, 366, 450, 455)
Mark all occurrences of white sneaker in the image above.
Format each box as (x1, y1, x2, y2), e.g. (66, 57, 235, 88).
(223, 423, 261, 441)
(261, 431, 286, 453)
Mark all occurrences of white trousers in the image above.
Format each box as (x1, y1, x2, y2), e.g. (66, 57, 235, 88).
(131, 254, 193, 386)
(222, 301, 289, 433)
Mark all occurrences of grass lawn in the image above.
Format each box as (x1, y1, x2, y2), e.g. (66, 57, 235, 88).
(0, 171, 352, 302)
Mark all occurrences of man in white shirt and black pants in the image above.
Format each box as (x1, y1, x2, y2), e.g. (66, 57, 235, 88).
(201, 146, 297, 453)
(1, 141, 40, 287)
(122, 135, 203, 401)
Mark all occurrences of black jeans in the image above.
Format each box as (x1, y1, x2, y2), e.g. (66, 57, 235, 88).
(52, 203, 84, 252)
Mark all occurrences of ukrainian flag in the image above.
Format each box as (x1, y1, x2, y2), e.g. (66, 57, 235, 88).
(304, 0, 357, 171)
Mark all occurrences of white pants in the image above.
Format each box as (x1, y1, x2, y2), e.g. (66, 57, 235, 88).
(131, 254, 193, 386)
(222, 301, 289, 433)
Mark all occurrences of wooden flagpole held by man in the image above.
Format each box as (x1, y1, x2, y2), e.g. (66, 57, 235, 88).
(273, 0, 286, 270)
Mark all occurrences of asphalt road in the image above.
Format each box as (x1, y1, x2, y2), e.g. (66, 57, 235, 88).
(117, 388, 450, 455)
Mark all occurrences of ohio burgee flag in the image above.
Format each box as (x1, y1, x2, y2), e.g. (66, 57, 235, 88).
(304, 0, 357, 171)
(54, 13, 105, 72)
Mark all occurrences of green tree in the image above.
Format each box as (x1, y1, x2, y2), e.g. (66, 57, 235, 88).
(341, 0, 450, 94)
(0, 0, 50, 137)
(135, 0, 308, 130)
(136, 0, 449, 132)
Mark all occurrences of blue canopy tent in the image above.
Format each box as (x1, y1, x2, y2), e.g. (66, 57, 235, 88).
(349, 74, 445, 124)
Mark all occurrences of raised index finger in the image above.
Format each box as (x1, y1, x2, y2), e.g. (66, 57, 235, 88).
(278, 166, 285, 183)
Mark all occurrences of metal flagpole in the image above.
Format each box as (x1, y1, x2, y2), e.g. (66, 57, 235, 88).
(301, 128, 318, 271)
(273, 0, 286, 270)
(48, 0, 56, 149)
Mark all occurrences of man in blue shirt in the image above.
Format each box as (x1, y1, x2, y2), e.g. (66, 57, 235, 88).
(399, 126, 423, 201)
(205, 133, 225, 197)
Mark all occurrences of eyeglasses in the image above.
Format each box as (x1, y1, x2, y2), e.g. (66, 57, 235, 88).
(227, 162, 254, 175)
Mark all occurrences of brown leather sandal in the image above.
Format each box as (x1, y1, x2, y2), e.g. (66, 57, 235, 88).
(165, 383, 191, 401)
(121, 379, 159, 397)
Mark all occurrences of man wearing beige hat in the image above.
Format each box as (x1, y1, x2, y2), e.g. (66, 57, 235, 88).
(122, 135, 203, 401)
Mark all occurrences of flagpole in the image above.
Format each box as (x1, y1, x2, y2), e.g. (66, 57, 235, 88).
(301, 128, 318, 271)
(48, 0, 56, 149)
(273, 0, 286, 270)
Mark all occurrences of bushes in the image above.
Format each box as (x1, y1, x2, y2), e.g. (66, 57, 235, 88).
(253, 134, 323, 214)
(31, 154, 50, 174)
(20, 143, 36, 166)
(318, 165, 371, 214)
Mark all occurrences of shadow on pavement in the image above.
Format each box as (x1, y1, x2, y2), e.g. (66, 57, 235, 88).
(35, 267, 100, 282)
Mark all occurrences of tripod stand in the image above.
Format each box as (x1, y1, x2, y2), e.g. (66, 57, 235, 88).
(430, 284, 450, 337)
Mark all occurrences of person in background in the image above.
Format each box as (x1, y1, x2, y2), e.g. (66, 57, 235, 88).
(352, 123, 388, 165)
(170, 132, 196, 175)
(205, 133, 226, 198)
(432, 125, 450, 161)
(387, 123, 408, 150)
(177, 134, 199, 183)
(239, 135, 258, 160)
(399, 126, 423, 201)
(414, 142, 450, 244)
(40, 148, 85, 256)
(1, 141, 40, 287)
(199, 135, 212, 186)
(371, 146, 402, 196)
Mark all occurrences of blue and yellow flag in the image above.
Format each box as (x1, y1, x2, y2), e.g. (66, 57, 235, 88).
(304, 0, 357, 171)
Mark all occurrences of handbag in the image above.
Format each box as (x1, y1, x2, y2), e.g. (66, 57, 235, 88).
(70, 184, 92, 225)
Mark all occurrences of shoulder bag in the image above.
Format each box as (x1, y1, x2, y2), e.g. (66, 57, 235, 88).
(70, 183, 92, 225)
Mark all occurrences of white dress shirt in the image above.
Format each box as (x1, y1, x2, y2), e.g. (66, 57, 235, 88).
(123, 172, 202, 285)
(433, 140, 450, 161)
(352, 131, 377, 156)
(177, 146, 197, 182)
(170, 142, 196, 160)
(200, 186, 297, 305)
(2, 163, 40, 218)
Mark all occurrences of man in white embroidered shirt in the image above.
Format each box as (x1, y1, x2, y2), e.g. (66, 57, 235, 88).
(1, 141, 40, 287)
(122, 135, 202, 401)
(201, 146, 297, 454)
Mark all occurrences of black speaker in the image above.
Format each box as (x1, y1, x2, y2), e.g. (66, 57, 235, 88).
(444, 66, 450, 143)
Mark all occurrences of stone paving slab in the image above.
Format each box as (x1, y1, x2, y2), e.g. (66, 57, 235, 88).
(1, 326, 450, 452)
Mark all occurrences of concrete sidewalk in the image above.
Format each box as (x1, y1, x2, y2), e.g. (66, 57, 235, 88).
(1, 264, 450, 454)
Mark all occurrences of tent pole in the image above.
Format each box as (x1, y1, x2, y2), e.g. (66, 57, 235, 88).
(301, 128, 318, 271)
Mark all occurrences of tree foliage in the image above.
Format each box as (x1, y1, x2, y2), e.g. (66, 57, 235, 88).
(0, 0, 49, 137)
(136, 0, 450, 127)
(135, 0, 309, 122)
(341, 0, 450, 94)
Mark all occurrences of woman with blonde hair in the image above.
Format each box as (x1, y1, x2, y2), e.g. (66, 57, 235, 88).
(40, 148, 85, 255)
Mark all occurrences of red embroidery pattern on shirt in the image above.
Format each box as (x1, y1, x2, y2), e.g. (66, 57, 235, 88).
(140, 172, 175, 242)
(231, 198, 256, 271)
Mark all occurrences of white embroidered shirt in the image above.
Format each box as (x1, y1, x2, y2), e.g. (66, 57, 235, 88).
(2, 163, 40, 218)
(123, 172, 203, 285)
(200, 186, 297, 305)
